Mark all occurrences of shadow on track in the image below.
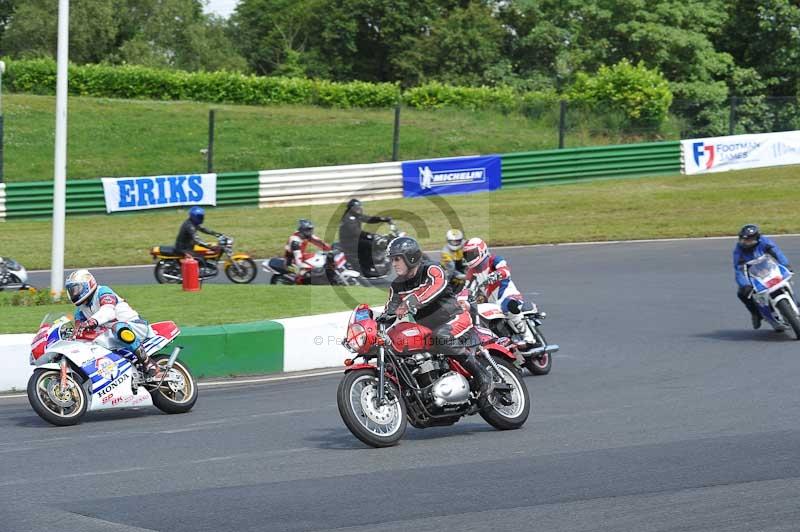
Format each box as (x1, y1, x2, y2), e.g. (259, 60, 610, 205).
(694, 329, 792, 342)
(305, 422, 498, 450)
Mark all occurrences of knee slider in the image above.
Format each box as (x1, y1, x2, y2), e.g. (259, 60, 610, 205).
(115, 325, 136, 344)
(507, 299, 523, 314)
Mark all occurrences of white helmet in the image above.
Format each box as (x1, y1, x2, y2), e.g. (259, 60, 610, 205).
(446, 229, 464, 252)
(65, 269, 97, 305)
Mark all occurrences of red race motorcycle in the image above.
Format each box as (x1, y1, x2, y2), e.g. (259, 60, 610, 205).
(337, 304, 530, 447)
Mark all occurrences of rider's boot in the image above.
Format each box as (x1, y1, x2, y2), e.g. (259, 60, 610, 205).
(462, 351, 495, 409)
(751, 312, 762, 330)
(135, 346, 164, 380)
(507, 312, 534, 346)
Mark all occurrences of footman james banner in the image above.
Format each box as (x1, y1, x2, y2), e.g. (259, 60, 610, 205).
(402, 155, 502, 197)
(102, 174, 217, 213)
(681, 131, 800, 175)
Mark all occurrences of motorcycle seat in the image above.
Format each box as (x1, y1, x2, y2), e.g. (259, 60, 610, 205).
(268, 258, 289, 273)
(157, 246, 179, 256)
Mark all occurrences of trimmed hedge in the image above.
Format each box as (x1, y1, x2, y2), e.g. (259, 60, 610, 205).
(4, 59, 673, 127)
(6, 59, 401, 108)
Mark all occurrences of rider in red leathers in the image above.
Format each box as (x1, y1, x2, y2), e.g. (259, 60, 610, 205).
(383, 236, 495, 406)
(284, 219, 332, 284)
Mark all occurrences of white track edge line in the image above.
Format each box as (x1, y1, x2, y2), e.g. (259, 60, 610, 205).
(0, 368, 344, 399)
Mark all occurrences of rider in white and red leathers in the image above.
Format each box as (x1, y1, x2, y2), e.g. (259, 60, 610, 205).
(463, 237, 536, 346)
(65, 269, 162, 378)
(284, 219, 332, 284)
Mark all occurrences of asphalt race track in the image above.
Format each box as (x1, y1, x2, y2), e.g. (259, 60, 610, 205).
(4, 236, 800, 532)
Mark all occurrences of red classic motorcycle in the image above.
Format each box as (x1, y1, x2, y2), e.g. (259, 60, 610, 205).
(337, 304, 530, 447)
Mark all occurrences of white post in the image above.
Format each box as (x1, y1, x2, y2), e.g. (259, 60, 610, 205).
(50, 0, 69, 298)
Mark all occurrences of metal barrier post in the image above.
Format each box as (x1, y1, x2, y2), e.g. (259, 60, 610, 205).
(558, 100, 567, 149)
(207, 109, 215, 173)
(392, 104, 401, 161)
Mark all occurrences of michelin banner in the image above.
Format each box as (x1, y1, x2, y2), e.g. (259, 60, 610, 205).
(681, 131, 800, 175)
(402, 155, 502, 197)
(102, 174, 217, 213)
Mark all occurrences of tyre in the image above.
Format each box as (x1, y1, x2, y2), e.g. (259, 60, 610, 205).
(269, 274, 279, 285)
(225, 257, 257, 284)
(149, 356, 198, 414)
(154, 260, 181, 284)
(524, 326, 552, 376)
(27, 368, 88, 426)
(524, 352, 552, 376)
(776, 298, 800, 340)
(337, 369, 407, 448)
(480, 357, 530, 430)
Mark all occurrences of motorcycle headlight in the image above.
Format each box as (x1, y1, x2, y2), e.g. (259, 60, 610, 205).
(345, 323, 367, 353)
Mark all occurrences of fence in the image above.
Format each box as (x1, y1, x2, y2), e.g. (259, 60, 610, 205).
(259, 162, 403, 207)
(2, 172, 259, 219)
(0, 141, 685, 219)
(0, 183, 5, 220)
(501, 141, 681, 187)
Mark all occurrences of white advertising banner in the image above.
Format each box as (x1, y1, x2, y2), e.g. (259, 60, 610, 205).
(101, 173, 217, 213)
(681, 131, 800, 175)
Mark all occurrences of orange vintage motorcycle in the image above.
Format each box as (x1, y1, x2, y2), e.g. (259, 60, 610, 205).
(149, 234, 257, 284)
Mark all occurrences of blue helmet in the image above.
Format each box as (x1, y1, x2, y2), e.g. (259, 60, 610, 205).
(189, 206, 205, 225)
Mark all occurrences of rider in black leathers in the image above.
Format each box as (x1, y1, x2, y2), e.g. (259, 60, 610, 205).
(383, 236, 495, 407)
(175, 207, 221, 266)
(339, 198, 391, 276)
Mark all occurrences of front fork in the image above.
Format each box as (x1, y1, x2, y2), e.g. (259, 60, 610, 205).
(376, 346, 386, 406)
(59, 358, 69, 393)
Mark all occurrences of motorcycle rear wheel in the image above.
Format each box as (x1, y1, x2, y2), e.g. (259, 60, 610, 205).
(27, 368, 87, 426)
(154, 260, 181, 284)
(337, 369, 407, 448)
(225, 258, 257, 284)
(523, 327, 552, 376)
(776, 299, 800, 340)
(480, 357, 530, 430)
(149, 356, 198, 414)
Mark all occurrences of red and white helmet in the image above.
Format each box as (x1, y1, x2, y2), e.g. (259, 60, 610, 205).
(65, 269, 97, 305)
(463, 237, 488, 269)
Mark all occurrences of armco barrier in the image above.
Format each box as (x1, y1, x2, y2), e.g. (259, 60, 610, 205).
(3, 171, 259, 218)
(0, 320, 284, 392)
(0, 183, 6, 220)
(259, 162, 403, 207)
(501, 141, 681, 187)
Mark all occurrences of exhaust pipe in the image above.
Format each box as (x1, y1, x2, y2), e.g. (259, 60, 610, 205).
(518, 344, 560, 356)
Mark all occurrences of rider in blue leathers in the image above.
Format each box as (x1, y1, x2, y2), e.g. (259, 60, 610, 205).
(734, 224, 793, 329)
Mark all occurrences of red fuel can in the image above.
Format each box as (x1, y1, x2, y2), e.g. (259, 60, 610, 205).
(181, 256, 201, 292)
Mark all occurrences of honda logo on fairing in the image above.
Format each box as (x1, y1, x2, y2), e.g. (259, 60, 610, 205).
(419, 166, 487, 189)
(97, 373, 129, 397)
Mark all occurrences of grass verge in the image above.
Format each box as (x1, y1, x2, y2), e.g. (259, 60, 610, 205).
(0, 285, 386, 334)
(0, 93, 654, 183)
(2, 165, 800, 271)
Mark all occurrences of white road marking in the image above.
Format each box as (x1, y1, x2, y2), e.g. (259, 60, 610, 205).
(0, 368, 344, 400)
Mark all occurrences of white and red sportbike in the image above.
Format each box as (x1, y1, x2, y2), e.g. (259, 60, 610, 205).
(466, 278, 559, 376)
(27, 313, 198, 426)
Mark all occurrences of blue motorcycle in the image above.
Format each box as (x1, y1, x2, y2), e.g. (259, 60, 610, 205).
(745, 255, 800, 339)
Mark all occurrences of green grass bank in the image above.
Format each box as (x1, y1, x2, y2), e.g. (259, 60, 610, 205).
(2, 165, 799, 271)
(0, 285, 385, 334)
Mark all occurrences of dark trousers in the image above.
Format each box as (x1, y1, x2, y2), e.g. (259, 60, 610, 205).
(737, 286, 760, 316)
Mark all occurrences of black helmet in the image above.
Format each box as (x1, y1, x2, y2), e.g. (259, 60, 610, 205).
(346, 198, 363, 216)
(738, 224, 760, 249)
(387, 236, 423, 268)
(298, 219, 314, 239)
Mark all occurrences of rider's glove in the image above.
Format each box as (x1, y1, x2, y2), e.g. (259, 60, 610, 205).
(74, 318, 98, 337)
(487, 271, 502, 283)
(85, 318, 98, 329)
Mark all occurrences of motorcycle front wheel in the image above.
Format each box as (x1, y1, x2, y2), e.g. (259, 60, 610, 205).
(337, 369, 407, 448)
(776, 299, 800, 340)
(154, 260, 182, 284)
(225, 257, 257, 284)
(149, 355, 198, 414)
(27, 368, 88, 426)
(480, 357, 530, 430)
(523, 327, 553, 376)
